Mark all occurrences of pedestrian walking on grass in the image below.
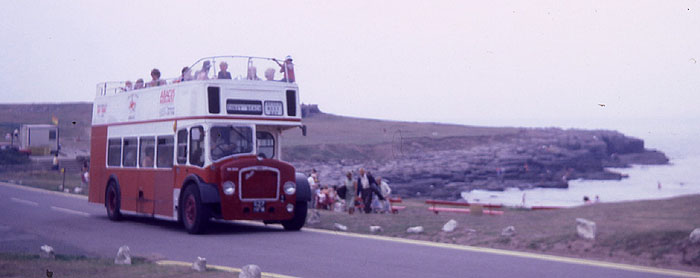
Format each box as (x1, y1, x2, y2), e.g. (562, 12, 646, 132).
(357, 168, 384, 214)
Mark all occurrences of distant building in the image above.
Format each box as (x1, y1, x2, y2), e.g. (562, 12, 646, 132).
(19, 124, 58, 155)
(301, 104, 321, 118)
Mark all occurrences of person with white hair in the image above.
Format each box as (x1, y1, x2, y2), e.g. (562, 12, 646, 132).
(264, 68, 275, 81)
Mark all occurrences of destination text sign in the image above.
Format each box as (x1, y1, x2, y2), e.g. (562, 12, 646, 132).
(226, 99, 263, 115)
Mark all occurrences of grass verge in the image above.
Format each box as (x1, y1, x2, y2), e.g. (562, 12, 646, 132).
(0, 253, 245, 278)
(305, 195, 700, 272)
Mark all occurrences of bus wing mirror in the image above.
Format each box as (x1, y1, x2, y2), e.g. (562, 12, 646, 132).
(301, 125, 307, 137)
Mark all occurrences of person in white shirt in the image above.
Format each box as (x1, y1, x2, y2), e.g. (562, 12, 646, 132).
(376, 176, 392, 213)
(356, 168, 384, 214)
(307, 169, 319, 208)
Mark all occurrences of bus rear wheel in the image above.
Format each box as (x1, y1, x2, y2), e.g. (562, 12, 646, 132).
(105, 181, 122, 221)
(281, 201, 307, 231)
(181, 185, 209, 234)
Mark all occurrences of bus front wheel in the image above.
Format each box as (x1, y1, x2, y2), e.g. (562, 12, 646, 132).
(105, 181, 122, 221)
(181, 185, 209, 234)
(281, 201, 307, 231)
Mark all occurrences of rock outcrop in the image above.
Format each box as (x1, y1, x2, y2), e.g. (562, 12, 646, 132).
(290, 128, 668, 200)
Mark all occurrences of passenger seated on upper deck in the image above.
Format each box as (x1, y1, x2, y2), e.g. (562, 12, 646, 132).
(147, 68, 167, 87)
(134, 79, 145, 90)
(218, 62, 232, 79)
(264, 68, 275, 81)
(177, 67, 194, 82)
(195, 61, 211, 80)
(272, 56, 295, 82)
(121, 80, 133, 92)
(246, 66, 260, 80)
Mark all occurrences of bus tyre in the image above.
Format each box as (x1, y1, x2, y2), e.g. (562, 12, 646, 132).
(281, 201, 307, 231)
(181, 185, 209, 234)
(105, 181, 122, 221)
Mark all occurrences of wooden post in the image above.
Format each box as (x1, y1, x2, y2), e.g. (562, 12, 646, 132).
(61, 168, 66, 191)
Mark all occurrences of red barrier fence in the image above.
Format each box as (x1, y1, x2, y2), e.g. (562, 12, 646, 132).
(425, 200, 504, 216)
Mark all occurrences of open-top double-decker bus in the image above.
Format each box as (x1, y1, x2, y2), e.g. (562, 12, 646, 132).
(89, 56, 310, 233)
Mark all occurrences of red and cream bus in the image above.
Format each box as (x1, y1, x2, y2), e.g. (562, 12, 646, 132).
(89, 56, 310, 233)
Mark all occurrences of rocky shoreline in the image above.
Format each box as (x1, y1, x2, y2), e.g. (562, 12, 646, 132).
(288, 127, 668, 200)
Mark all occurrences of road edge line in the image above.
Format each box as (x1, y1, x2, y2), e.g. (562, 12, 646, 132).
(156, 260, 298, 278)
(302, 227, 700, 278)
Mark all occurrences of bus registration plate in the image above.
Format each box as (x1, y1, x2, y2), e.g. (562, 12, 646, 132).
(253, 200, 266, 213)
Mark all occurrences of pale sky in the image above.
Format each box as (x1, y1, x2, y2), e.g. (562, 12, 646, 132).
(1, 1, 699, 129)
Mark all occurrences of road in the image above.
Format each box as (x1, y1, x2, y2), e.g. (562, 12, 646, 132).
(0, 182, 696, 278)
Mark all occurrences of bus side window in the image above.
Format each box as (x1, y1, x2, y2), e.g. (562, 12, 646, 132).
(189, 126, 204, 167)
(176, 129, 187, 164)
(139, 137, 155, 168)
(122, 137, 138, 167)
(157, 135, 174, 168)
(107, 138, 122, 166)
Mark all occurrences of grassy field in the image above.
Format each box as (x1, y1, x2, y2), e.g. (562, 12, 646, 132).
(0, 253, 250, 278)
(305, 195, 700, 272)
(0, 170, 85, 195)
(281, 112, 519, 147)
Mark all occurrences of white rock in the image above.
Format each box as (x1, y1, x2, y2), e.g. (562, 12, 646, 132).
(63, 188, 70, 193)
(74, 187, 83, 194)
(239, 264, 262, 278)
(369, 226, 383, 233)
(407, 226, 424, 234)
(306, 210, 321, 224)
(40, 245, 55, 259)
(114, 245, 132, 265)
(690, 228, 700, 244)
(192, 256, 206, 272)
(334, 223, 348, 231)
(576, 218, 596, 240)
(442, 219, 458, 233)
(501, 226, 516, 237)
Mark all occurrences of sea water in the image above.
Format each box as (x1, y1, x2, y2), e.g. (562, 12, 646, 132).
(458, 117, 700, 207)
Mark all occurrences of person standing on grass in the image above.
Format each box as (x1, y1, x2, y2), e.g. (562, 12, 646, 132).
(357, 168, 384, 214)
(377, 176, 392, 213)
(344, 171, 357, 214)
(307, 169, 319, 209)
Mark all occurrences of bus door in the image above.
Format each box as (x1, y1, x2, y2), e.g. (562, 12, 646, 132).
(153, 135, 175, 217)
(137, 137, 156, 214)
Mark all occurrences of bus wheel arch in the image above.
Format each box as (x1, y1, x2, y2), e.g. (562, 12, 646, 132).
(105, 177, 122, 221)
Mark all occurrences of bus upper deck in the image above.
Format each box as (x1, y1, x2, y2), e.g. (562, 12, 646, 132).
(92, 56, 301, 128)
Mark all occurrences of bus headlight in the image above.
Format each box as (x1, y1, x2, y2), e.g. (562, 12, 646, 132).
(223, 181, 236, 195)
(284, 181, 296, 195)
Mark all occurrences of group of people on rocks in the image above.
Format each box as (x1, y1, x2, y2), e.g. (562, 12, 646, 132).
(119, 56, 295, 92)
(308, 167, 392, 214)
